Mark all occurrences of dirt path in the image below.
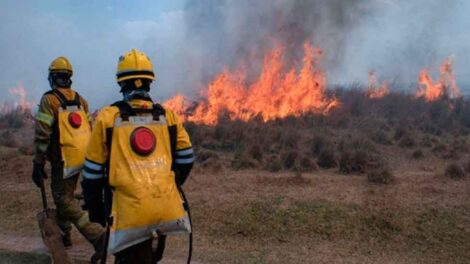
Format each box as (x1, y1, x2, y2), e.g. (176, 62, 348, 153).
(0, 232, 200, 264)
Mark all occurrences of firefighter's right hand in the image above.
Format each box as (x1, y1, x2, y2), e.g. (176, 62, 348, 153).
(32, 161, 47, 187)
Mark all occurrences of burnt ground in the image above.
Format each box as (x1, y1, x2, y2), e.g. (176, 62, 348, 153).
(1, 90, 470, 263)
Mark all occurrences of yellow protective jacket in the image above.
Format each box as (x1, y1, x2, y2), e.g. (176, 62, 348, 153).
(81, 98, 194, 254)
(34, 88, 91, 166)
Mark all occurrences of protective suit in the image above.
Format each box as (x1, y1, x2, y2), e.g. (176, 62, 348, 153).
(32, 57, 105, 257)
(81, 49, 194, 263)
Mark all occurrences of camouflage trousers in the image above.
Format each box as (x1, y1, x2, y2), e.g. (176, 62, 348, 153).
(50, 164, 104, 243)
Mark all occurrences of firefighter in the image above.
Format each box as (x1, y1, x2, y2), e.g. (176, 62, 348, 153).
(32, 56, 105, 261)
(81, 49, 194, 263)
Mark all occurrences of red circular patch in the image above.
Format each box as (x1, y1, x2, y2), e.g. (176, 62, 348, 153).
(68, 112, 82, 128)
(130, 127, 156, 156)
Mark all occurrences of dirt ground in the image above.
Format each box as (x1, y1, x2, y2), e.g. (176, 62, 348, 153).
(1, 130, 470, 264)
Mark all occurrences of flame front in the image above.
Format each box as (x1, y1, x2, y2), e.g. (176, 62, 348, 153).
(416, 58, 460, 101)
(162, 94, 190, 122)
(164, 42, 339, 125)
(366, 71, 389, 99)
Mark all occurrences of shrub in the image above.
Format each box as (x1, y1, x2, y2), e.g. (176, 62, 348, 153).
(264, 154, 282, 172)
(231, 148, 258, 170)
(367, 168, 394, 184)
(464, 159, 470, 174)
(297, 156, 318, 172)
(249, 144, 263, 162)
(337, 137, 377, 153)
(0, 109, 27, 129)
(231, 156, 258, 170)
(0, 130, 19, 148)
(432, 143, 447, 154)
(339, 151, 368, 174)
(317, 149, 337, 169)
(398, 136, 415, 148)
(200, 157, 224, 173)
(445, 163, 465, 180)
(339, 150, 384, 174)
(393, 127, 406, 140)
(196, 149, 220, 163)
(281, 151, 298, 170)
(412, 149, 424, 160)
(370, 130, 392, 145)
(310, 135, 332, 156)
(280, 129, 299, 150)
(420, 135, 433, 148)
(18, 144, 34, 156)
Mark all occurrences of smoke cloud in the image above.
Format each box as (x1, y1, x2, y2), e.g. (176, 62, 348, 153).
(0, 0, 469, 109)
(180, 0, 470, 94)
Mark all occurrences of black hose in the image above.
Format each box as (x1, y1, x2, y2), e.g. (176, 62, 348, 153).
(177, 185, 193, 264)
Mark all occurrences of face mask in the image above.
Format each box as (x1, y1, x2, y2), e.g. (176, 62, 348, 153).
(122, 89, 151, 101)
(122, 90, 133, 101)
(48, 73, 72, 88)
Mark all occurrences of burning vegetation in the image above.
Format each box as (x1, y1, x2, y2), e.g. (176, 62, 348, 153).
(366, 71, 389, 99)
(164, 43, 339, 125)
(416, 58, 460, 102)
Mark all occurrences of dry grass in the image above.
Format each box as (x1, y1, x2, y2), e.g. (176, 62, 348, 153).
(445, 163, 466, 180)
(367, 168, 395, 185)
(2, 91, 470, 263)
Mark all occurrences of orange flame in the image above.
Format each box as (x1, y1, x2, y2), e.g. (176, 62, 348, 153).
(366, 71, 389, 99)
(164, 42, 339, 125)
(162, 94, 190, 122)
(416, 58, 460, 101)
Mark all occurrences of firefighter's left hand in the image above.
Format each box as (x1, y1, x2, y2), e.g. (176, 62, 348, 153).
(32, 161, 47, 187)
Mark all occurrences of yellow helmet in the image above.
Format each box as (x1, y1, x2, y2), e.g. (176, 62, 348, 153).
(116, 49, 155, 82)
(49, 56, 73, 75)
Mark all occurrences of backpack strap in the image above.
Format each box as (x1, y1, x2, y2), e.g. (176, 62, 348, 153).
(47, 89, 82, 109)
(111, 100, 133, 121)
(111, 100, 165, 121)
(72, 92, 82, 108)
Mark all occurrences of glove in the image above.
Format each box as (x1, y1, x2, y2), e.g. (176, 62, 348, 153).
(32, 161, 47, 188)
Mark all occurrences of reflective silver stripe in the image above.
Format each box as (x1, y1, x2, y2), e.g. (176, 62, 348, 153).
(108, 215, 191, 254)
(176, 148, 194, 156)
(82, 170, 104, 180)
(114, 115, 167, 127)
(84, 160, 104, 171)
(37, 143, 48, 152)
(174, 157, 195, 164)
(35, 112, 54, 126)
(59, 105, 79, 112)
(64, 166, 82, 179)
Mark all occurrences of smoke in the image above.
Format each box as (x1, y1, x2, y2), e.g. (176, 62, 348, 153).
(180, 0, 470, 93)
(1, 0, 469, 110)
(181, 0, 374, 87)
(339, 0, 470, 90)
(0, 1, 187, 108)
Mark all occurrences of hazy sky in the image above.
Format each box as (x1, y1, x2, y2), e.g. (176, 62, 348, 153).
(0, 0, 185, 108)
(1, 0, 469, 110)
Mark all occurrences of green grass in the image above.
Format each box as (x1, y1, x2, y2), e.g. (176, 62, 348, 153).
(192, 197, 470, 263)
